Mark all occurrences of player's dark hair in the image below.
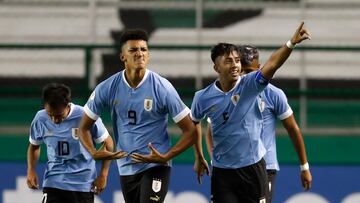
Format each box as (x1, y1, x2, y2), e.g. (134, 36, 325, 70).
(119, 29, 149, 50)
(42, 83, 71, 108)
(238, 45, 259, 67)
(211, 43, 239, 63)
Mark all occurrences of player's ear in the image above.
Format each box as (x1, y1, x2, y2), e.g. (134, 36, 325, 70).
(213, 64, 220, 73)
(120, 53, 125, 62)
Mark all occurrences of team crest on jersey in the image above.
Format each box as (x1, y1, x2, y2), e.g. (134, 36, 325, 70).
(144, 98, 153, 111)
(71, 128, 79, 140)
(258, 97, 266, 112)
(152, 178, 162, 193)
(231, 94, 240, 105)
(89, 91, 96, 101)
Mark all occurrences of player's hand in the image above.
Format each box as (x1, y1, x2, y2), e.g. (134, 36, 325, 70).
(26, 170, 39, 190)
(92, 142, 128, 160)
(193, 157, 210, 185)
(290, 21, 311, 45)
(131, 143, 168, 164)
(300, 169, 312, 191)
(92, 175, 107, 195)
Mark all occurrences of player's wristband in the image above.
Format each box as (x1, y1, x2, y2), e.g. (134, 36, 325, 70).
(300, 162, 310, 171)
(286, 40, 296, 49)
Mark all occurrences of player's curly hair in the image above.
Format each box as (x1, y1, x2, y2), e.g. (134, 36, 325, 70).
(211, 43, 239, 63)
(42, 83, 71, 108)
(238, 45, 259, 67)
(119, 29, 149, 50)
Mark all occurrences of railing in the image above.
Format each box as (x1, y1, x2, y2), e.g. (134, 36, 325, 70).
(1, 44, 360, 136)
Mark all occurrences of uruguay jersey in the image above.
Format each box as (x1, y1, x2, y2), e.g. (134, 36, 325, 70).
(260, 84, 293, 171)
(191, 71, 269, 169)
(84, 69, 190, 176)
(29, 103, 109, 192)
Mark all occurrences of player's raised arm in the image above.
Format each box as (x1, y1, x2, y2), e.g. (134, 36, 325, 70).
(261, 21, 311, 79)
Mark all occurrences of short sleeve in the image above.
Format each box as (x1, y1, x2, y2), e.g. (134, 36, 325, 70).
(190, 91, 205, 122)
(84, 82, 110, 121)
(29, 118, 44, 145)
(274, 89, 293, 120)
(90, 117, 109, 144)
(164, 82, 190, 123)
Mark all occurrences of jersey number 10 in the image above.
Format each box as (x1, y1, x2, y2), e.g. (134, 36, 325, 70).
(58, 141, 70, 156)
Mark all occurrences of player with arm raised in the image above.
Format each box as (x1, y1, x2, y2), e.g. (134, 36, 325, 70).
(192, 22, 311, 203)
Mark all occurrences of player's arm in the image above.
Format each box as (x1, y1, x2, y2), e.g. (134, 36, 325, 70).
(131, 114, 197, 163)
(261, 22, 311, 79)
(92, 135, 115, 195)
(78, 114, 126, 160)
(27, 143, 40, 189)
(193, 121, 210, 184)
(281, 115, 312, 190)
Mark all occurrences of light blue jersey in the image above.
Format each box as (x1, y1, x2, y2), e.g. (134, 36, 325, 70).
(260, 84, 293, 171)
(84, 69, 190, 175)
(191, 71, 269, 169)
(29, 103, 109, 192)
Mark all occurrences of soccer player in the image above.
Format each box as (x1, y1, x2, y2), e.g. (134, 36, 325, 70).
(191, 22, 311, 203)
(206, 45, 312, 202)
(79, 29, 201, 203)
(26, 83, 125, 203)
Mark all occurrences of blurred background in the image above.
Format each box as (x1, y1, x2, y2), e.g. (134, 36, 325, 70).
(1, 0, 360, 202)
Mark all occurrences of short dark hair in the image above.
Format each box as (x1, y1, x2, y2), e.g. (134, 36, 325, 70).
(210, 43, 239, 63)
(239, 45, 259, 67)
(42, 83, 71, 108)
(119, 29, 149, 50)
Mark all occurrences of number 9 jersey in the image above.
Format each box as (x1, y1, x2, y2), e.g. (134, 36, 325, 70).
(84, 69, 190, 176)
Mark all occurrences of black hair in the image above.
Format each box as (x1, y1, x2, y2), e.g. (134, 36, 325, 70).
(42, 83, 71, 108)
(119, 29, 149, 50)
(238, 45, 259, 67)
(210, 43, 239, 63)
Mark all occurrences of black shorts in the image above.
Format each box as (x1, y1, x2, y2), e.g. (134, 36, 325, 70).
(267, 169, 278, 203)
(120, 165, 171, 203)
(42, 187, 94, 203)
(211, 158, 268, 203)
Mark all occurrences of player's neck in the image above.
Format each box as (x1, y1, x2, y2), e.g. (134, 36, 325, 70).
(124, 67, 146, 88)
(217, 79, 236, 92)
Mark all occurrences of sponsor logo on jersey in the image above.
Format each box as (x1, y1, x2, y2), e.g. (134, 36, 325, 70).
(231, 94, 240, 105)
(72, 128, 79, 140)
(152, 178, 162, 193)
(144, 98, 153, 111)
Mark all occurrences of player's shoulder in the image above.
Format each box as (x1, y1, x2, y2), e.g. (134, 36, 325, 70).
(147, 69, 177, 92)
(98, 71, 123, 88)
(194, 82, 215, 99)
(148, 69, 171, 84)
(264, 83, 288, 103)
(33, 109, 48, 122)
(69, 103, 85, 117)
(266, 83, 285, 95)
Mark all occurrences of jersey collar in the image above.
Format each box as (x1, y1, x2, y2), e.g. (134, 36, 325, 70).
(65, 103, 75, 120)
(122, 69, 149, 89)
(213, 77, 241, 94)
